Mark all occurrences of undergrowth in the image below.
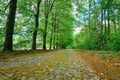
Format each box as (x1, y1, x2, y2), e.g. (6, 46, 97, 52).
(98, 51, 120, 56)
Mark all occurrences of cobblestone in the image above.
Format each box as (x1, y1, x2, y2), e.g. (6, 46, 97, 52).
(0, 49, 100, 80)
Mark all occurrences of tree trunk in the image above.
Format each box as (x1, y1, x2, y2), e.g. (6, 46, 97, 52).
(53, 10, 57, 50)
(101, 10, 104, 35)
(53, 25, 56, 49)
(43, 0, 55, 50)
(84, 12, 87, 34)
(3, 0, 17, 51)
(93, 0, 102, 50)
(49, 28, 53, 50)
(49, 12, 54, 50)
(107, 8, 110, 39)
(43, 14, 48, 50)
(113, 17, 116, 32)
(99, 2, 104, 50)
(104, 10, 107, 45)
(32, 0, 42, 50)
(55, 9, 58, 49)
(88, 0, 91, 49)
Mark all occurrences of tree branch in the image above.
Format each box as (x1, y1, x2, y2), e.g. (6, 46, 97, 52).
(24, 13, 34, 23)
(49, 0, 56, 11)
(4, 1, 11, 13)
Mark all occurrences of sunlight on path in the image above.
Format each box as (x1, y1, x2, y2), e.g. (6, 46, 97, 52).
(0, 50, 100, 80)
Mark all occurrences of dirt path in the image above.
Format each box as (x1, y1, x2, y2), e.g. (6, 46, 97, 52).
(0, 49, 99, 80)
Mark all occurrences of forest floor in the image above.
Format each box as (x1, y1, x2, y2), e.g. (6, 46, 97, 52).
(74, 50, 120, 80)
(0, 49, 120, 80)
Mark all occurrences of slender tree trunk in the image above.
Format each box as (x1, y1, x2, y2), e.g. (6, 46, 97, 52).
(49, 29, 53, 50)
(53, 15, 56, 49)
(107, 8, 110, 39)
(105, 19, 107, 35)
(43, 0, 55, 50)
(32, 0, 42, 50)
(49, 12, 54, 50)
(53, 34, 55, 49)
(101, 10, 103, 34)
(43, 14, 48, 50)
(94, 0, 100, 48)
(88, 0, 91, 49)
(55, 10, 58, 49)
(84, 12, 87, 34)
(99, 2, 104, 50)
(104, 11, 107, 45)
(53, 9, 57, 50)
(113, 15, 116, 32)
(3, 0, 17, 51)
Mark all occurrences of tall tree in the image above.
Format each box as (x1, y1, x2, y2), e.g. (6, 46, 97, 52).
(49, 11, 54, 50)
(32, 0, 42, 50)
(3, 0, 17, 51)
(53, 7, 57, 49)
(43, 0, 55, 50)
(88, 0, 91, 49)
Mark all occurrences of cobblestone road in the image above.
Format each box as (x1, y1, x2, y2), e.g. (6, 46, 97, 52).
(0, 50, 100, 80)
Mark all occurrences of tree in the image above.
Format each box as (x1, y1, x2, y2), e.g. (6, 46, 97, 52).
(74, 0, 120, 50)
(3, 0, 17, 51)
(32, 0, 42, 50)
(88, 0, 91, 49)
(43, 0, 55, 50)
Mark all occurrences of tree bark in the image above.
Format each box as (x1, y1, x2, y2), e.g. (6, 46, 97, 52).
(43, 0, 55, 50)
(113, 20, 116, 32)
(55, 20, 58, 49)
(49, 12, 54, 50)
(53, 25, 56, 49)
(43, 14, 48, 50)
(49, 28, 53, 50)
(53, 9, 57, 50)
(107, 5, 110, 39)
(3, 0, 17, 51)
(88, 0, 91, 49)
(99, 1, 104, 50)
(93, 0, 102, 50)
(32, 0, 42, 50)
(104, 10, 107, 45)
(106, 0, 112, 40)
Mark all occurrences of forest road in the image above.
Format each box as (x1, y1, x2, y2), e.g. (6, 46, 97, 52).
(0, 49, 100, 80)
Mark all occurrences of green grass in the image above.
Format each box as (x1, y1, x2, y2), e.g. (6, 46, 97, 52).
(98, 51, 106, 54)
(101, 55, 107, 60)
(98, 50, 120, 57)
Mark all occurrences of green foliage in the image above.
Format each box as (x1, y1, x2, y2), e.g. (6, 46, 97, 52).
(98, 50, 120, 56)
(103, 31, 120, 50)
(98, 51, 106, 54)
(0, 0, 74, 50)
(101, 55, 107, 60)
(0, 0, 120, 51)
(73, 0, 120, 51)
